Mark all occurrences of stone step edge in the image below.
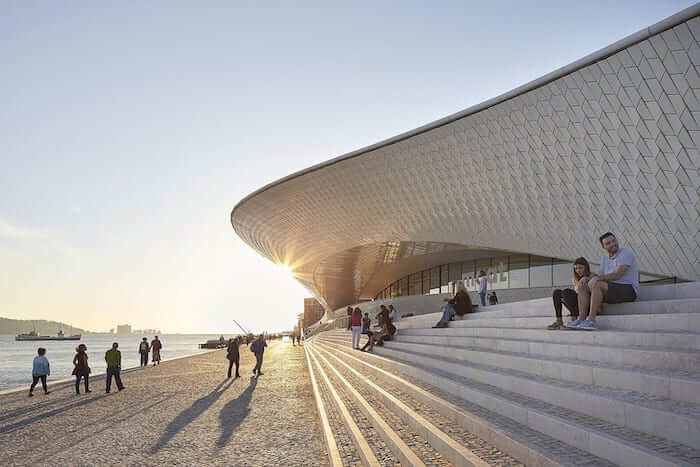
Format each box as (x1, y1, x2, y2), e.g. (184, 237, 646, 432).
(394, 313, 700, 331)
(320, 335, 700, 386)
(308, 345, 426, 467)
(311, 340, 569, 467)
(330, 330, 700, 356)
(380, 338, 700, 385)
(385, 328, 700, 350)
(319, 337, 700, 450)
(303, 346, 345, 467)
(313, 344, 492, 467)
(315, 340, 693, 467)
(320, 335, 700, 408)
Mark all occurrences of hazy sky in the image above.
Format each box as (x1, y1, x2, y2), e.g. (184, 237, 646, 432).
(1, 1, 695, 333)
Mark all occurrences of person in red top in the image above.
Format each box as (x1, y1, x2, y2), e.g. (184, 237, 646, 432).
(150, 336, 162, 366)
(351, 307, 363, 350)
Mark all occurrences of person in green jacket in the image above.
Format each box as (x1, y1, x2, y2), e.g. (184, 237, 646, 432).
(105, 342, 125, 393)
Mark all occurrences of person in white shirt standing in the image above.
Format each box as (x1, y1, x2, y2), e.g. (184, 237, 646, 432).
(477, 270, 488, 307)
(572, 232, 639, 331)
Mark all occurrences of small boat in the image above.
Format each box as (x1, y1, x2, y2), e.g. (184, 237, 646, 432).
(199, 338, 228, 349)
(15, 330, 82, 341)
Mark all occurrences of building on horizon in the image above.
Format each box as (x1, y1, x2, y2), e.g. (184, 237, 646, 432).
(232, 10, 700, 321)
(116, 324, 132, 335)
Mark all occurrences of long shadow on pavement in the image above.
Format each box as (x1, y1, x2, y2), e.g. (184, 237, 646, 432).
(151, 378, 234, 453)
(216, 376, 258, 448)
(0, 394, 111, 435)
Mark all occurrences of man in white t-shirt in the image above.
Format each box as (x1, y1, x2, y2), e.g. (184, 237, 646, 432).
(572, 232, 638, 331)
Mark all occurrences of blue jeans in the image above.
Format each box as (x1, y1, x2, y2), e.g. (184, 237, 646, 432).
(438, 304, 455, 324)
(479, 292, 486, 307)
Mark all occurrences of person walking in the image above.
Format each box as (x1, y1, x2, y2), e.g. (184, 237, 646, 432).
(250, 334, 267, 376)
(346, 306, 353, 331)
(150, 336, 162, 366)
(29, 348, 50, 397)
(105, 342, 125, 393)
(227, 337, 240, 378)
(72, 344, 91, 394)
(138, 338, 149, 367)
(477, 270, 488, 307)
(351, 307, 363, 349)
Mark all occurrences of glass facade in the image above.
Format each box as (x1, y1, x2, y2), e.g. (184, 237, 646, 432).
(373, 253, 670, 300)
(373, 254, 563, 299)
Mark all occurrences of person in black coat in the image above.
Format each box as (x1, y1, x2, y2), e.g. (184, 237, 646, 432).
(433, 281, 472, 328)
(226, 337, 240, 378)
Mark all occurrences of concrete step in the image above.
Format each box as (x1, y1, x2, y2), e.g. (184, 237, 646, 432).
(394, 311, 700, 332)
(315, 337, 700, 467)
(319, 336, 700, 448)
(306, 346, 402, 466)
(321, 335, 700, 406)
(304, 346, 361, 466)
(311, 341, 617, 467)
(393, 296, 700, 323)
(309, 346, 435, 466)
(639, 282, 700, 301)
(391, 326, 700, 351)
(311, 345, 495, 467)
(390, 333, 700, 373)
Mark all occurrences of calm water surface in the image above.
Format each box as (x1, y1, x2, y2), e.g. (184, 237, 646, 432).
(0, 334, 227, 391)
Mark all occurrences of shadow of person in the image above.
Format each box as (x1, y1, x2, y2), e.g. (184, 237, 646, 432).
(151, 379, 234, 453)
(216, 376, 257, 448)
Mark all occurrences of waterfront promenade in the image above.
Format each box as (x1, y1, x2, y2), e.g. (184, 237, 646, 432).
(0, 342, 326, 466)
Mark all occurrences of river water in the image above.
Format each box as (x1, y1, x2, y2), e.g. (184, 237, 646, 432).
(0, 334, 228, 391)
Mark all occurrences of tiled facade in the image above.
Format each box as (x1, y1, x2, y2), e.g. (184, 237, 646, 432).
(232, 8, 700, 312)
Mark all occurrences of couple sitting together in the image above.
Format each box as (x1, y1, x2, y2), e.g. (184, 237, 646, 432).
(432, 232, 639, 332)
(548, 232, 638, 331)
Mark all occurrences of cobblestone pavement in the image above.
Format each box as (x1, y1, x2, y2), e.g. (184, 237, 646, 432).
(0, 342, 326, 467)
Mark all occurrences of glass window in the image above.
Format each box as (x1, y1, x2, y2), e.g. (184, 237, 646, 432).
(492, 256, 508, 290)
(449, 263, 462, 282)
(409, 272, 421, 295)
(461, 261, 476, 291)
(398, 277, 409, 296)
(440, 265, 449, 293)
(509, 255, 529, 288)
(530, 256, 552, 287)
(390, 282, 397, 298)
(422, 270, 430, 295)
(553, 260, 572, 286)
(430, 267, 440, 290)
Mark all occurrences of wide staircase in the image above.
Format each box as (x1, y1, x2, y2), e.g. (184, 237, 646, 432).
(304, 282, 700, 467)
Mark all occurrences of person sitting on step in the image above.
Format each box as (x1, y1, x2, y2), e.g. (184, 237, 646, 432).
(375, 307, 396, 346)
(569, 232, 639, 331)
(547, 257, 593, 330)
(433, 281, 472, 328)
(360, 330, 375, 352)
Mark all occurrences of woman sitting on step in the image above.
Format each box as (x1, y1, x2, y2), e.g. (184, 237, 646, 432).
(547, 257, 594, 330)
(433, 281, 472, 328)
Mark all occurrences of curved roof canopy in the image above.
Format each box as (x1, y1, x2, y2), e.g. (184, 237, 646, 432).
(232, 5, 700, 311)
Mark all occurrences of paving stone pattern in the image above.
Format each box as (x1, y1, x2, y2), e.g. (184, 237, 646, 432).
(318, 340, 619, 467)
(316, 351, 449, 467)
(0, 343, 325, 467)
(322, 346, 524, 467)
(313, 354, 400, 467)
(310, 356, 363, 466)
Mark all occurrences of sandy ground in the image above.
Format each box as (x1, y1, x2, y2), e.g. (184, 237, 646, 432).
(0, 341, 326, 466)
